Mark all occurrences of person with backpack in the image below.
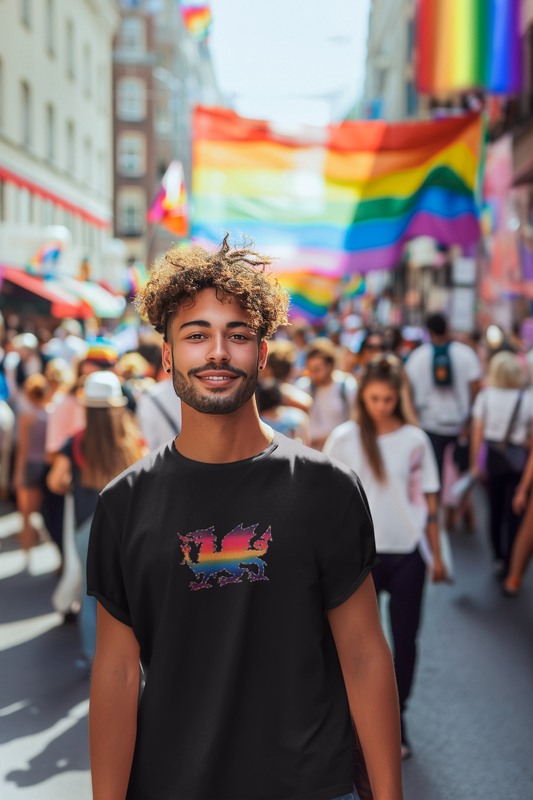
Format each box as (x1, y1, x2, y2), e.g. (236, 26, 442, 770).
(296, 338, 357, 450)
(405, 313, 482, 481)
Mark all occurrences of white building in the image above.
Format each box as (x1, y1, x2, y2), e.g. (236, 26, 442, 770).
(0, 0, 122, 280)
(363, 0, 417, 121)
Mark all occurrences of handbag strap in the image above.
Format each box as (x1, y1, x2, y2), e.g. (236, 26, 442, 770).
(502, 391, 523, 447)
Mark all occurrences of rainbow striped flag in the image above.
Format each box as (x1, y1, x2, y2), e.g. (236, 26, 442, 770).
(179, 1, 211, 41)
(277, 273, 339, 322)
(28, 239, 63, 273)
(192, 106, 483, 276)
(417, 0, 521, 95)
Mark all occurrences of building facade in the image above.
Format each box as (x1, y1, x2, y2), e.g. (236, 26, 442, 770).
(113, 0, 220, 266)
(0, 0, 120, 280)
(363, 0, 417, 121)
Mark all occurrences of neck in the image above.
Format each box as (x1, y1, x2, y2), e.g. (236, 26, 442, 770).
(372, 416, 403, 435)
(175, 398, 273, 463)
(431, 334, 447, 345)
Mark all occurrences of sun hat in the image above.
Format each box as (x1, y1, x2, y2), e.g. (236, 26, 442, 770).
(77, 371, 127, 408)
(85, 338, 119, 367)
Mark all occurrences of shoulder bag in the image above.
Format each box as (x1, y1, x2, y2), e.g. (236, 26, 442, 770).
(486, 392, 528, 477)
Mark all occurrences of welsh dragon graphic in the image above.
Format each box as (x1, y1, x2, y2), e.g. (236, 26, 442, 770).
(178, 524, 272, 591)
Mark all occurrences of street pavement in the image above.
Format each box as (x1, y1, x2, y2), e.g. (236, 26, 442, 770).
(0, 489, 532, 800)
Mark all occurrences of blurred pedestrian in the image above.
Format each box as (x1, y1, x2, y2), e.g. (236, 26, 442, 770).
(117, 352, 155, 402)
(257, 379, 309, 444)
(47, 371, 144, 668)
(80, 340, 137, 412)
(136, 375, 182, 451)
(324, 354, 445, 761)
(45, 357, 75, 401)
(470, 352, 532, 576)
(352, 329, 384, 377)
(296, 337, 357, 449)
(405, 313, 482, 484)
(3, 333, 43, 402)
(13, 373, 50, 554)
(504, 447, 533, 596)
(263, 339, 312, 412)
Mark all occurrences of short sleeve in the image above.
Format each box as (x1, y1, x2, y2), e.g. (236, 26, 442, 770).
(87, 495, 131, 626)
(320, 478, 380, 609)
(419, 432, 440, 494)
(472, 389, 486, 421)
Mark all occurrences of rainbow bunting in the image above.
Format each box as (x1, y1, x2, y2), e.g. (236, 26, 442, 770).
(192, 106, 483, 275)
(179, 1, 211, 41)
(277, 273, 338, 322)
(416, 0, 521, 95)
(147, 161, 188, 237)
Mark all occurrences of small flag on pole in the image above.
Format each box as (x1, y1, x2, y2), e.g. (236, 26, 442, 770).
(179, 1, 212, 42)
(147, 161, 189, 237)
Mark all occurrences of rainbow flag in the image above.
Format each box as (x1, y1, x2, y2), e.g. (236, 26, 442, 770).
(417, 0, 521, 94)
(192, 106, 483, 275)
(179, 1, 211, 41)
(147, 161, 188, 237)
(124, 261, 148, 296)
(29, 239, 63, 272)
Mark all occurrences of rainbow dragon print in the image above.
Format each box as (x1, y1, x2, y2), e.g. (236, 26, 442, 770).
(178, 524, 272, 590)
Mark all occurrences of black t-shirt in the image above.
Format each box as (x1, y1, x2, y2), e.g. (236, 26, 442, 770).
(87, 433, 378, 800)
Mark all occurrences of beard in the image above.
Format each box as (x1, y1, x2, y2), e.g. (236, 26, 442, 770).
(171, 360, 259, 415)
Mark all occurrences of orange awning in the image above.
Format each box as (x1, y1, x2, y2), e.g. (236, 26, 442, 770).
(0, 265, 93, 319)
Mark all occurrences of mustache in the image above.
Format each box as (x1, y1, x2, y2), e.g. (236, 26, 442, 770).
(187, 364, 248, 379)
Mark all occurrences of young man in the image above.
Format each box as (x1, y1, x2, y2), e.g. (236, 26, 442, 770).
(87, 238, 403, 800)
(296, 338, 357, 450)
(405, 313, 481, 477)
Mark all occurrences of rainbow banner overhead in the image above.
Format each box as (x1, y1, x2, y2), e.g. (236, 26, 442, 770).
(192, 106, 483, 276)
(417, 0, 521, 95)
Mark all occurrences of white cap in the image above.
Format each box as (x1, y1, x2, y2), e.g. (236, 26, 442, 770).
(77, 371, 127, 408)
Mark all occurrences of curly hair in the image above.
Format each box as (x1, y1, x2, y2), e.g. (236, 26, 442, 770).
(134, 235, 290, 341)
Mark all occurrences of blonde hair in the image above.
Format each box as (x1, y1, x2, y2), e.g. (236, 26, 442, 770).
(24, 373, 48, 403)
(488, 351, 526, 390)
(45, 358, 74, 390)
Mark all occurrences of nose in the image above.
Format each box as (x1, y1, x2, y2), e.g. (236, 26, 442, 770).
(205, 332, 231, 363)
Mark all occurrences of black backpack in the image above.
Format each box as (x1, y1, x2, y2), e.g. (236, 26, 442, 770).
(432, 343, 452, 387)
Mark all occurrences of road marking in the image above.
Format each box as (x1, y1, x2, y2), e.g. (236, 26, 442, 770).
(0, 613, 63, 652)
(0, 700, 31, 718)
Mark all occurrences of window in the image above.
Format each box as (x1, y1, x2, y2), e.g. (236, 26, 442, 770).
(0, 58, 3, 129)
(118, 187, 146, 235)
(117, 132, 146, 176)
(66, 20, 75, 78)
(98, 152, 107, 193)
(406, 80, 417, 117)
(118, 17, 146, 52)
(45, 103, 54, 160)
(116, 77, 146, 121)
(83, 44, 92, 97)
(84, 138, 92, 184)
(46, 0, 54, 54)
(21, 82, 31, 146)
(43, 199, 54, 225)
(21, 0, 31, 27)
(66, 120, 75, 173)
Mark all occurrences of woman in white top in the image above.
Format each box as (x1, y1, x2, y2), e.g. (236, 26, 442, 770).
(324, 354, 445, 760)
(470, 351, 533, 575)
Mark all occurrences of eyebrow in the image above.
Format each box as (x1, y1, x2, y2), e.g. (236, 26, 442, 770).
(179, 320, 251, 331)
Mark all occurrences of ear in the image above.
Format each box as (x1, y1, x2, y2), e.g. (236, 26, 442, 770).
(258, 339, 268, 371)
(162, 340, 173, 375)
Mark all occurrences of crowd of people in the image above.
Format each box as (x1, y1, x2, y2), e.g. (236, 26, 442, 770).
(2, 292, 533, 767)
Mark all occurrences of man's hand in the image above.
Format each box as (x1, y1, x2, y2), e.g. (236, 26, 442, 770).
(513, 485, 529, 515)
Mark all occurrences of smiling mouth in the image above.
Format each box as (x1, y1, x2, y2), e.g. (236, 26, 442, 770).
(195, 373, 241, 387)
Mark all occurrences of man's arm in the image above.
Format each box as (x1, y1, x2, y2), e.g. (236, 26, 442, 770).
(89, 603, 140, 800)
(328, 575, 403, 800)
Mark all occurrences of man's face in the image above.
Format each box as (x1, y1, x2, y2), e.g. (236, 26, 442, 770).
(306, 354, 333, 387)
(162, 288, 267, 416)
